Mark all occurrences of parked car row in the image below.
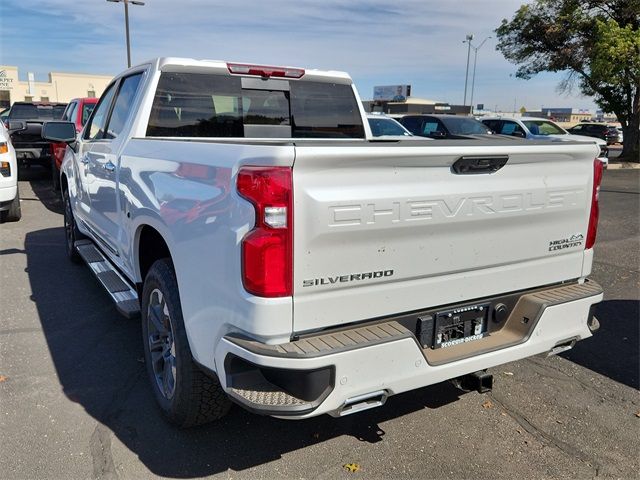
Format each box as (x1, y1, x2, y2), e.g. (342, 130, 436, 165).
(368, 113, 611, 167)
(567, 122, 621, 145)
(1, 99, 97, 191)
(51, 98, 98, 190)
(480, 116, 610, 167)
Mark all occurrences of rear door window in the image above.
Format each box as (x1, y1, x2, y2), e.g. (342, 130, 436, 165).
(482, 120, 502, 133)
(104, 73, 143, 140)
(398, 117, 421, 135)
(422, 120, 443, 135)
(146, 72, 364, 139)
(81, 103, 96, 126)
(63, 102, 77, 123)
(500, 121, 525, 135)
(586, 125, 604, 135)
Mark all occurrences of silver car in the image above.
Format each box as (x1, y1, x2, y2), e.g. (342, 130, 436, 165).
(481, 116, 609, 167)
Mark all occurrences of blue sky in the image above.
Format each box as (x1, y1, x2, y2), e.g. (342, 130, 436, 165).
(0, 0, 598, 111)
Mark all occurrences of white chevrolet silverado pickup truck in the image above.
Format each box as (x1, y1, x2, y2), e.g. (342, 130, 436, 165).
(42, 57, 604, 427)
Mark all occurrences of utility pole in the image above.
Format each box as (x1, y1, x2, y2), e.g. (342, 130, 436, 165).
(463, 34, 474, 107)
(106, 0, 146, 68)
(469, 37, 491, 116)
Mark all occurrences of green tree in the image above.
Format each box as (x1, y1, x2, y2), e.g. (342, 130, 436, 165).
(496, 0, 640, 161)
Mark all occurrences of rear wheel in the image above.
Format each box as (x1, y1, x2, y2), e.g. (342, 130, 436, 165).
(62, 188, 84, 263)
(141, 259, 231, 427)
(0, 186, 21, 223)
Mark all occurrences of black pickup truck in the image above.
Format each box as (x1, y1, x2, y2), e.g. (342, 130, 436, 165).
(7, 102, 67, 167)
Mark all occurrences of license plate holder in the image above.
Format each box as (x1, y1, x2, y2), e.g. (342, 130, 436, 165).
(432, 303, 489, 349)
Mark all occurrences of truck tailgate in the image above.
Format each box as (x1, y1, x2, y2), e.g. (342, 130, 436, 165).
(292, 141, 597, 333)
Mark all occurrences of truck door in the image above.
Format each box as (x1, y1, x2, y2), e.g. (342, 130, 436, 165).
(74, 83, 118, 231)
(85, 72, 144, 259)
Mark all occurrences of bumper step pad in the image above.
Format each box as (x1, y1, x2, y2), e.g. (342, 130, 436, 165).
(230, 382, 309, 408)
(228, 321, 412, 359)
(75, 240, 140, 318)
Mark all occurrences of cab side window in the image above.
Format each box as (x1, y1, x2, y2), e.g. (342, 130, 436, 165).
(84, 83, 117, 141)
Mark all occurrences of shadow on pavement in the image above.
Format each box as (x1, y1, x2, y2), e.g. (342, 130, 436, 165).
(19, 165, 63, 215)
(25, 224, 464, 478)
(562, 299, 640, 390)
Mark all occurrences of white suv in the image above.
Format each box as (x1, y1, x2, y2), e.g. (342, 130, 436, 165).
(0, 121, 21, 222)
(481, 117, 609, 167)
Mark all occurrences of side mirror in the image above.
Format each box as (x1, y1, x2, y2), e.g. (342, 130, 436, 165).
(512, 130, 526, 138)
(42, 121, 77, 144)
(7, 121, 26, 133)
(428, 131, 447, 139)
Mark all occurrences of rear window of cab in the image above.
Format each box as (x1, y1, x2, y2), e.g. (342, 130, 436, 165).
(146, 72, 364, 139)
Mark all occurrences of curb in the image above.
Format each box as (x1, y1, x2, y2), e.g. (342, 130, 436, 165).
(607, 162, 640, 170)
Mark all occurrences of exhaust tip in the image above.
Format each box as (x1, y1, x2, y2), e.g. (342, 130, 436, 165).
(547, 338, 577, 356)
(337, 390, 388, 417)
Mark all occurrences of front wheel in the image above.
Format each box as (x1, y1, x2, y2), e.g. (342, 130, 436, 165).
(0, 186, 21, 223)
(62, 188, 84, 263)
(141, 259, 231, 427)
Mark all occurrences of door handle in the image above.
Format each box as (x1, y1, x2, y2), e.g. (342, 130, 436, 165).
(103, 161, 116, 173)
(80, 155, 89, 165)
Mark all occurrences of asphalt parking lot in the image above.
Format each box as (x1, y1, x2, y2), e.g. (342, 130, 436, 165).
(1, 167, 638, 479)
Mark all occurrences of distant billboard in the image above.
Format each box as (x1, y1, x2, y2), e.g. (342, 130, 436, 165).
(373, 85, 411, 102)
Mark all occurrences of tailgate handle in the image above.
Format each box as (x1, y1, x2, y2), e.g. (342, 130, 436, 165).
(452, 156, 509, 175)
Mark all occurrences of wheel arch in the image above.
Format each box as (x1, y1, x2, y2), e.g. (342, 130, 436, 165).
(135, 224, 173, 288)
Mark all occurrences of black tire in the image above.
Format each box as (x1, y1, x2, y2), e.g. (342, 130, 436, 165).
(141, 259, 231, 427)
(52, 162, 60, 191)
(0, 186, 22, 223)
(62, 187, 84, 263)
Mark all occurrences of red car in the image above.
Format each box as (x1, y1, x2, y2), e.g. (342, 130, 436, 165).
(51, 97, 98, 190)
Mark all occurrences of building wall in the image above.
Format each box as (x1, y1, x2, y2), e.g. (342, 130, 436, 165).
(0, 65, 113, 108)
(363, 100, 471, 115)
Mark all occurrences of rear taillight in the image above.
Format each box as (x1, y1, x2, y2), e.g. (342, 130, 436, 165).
(237, 166, 292, 297)
(586, 158, 604, 249)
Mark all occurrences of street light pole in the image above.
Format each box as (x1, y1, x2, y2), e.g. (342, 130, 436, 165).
(124, 0, 131, 68)
(468, 36, 491, 116)
(106, 0, 145, 68)
(463, 34, 474, 107)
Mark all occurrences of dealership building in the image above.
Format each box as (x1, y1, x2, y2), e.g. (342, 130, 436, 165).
(0, 65, 113, 109)
(523, 107, 593, 123)
(362, 84, 471, 115)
